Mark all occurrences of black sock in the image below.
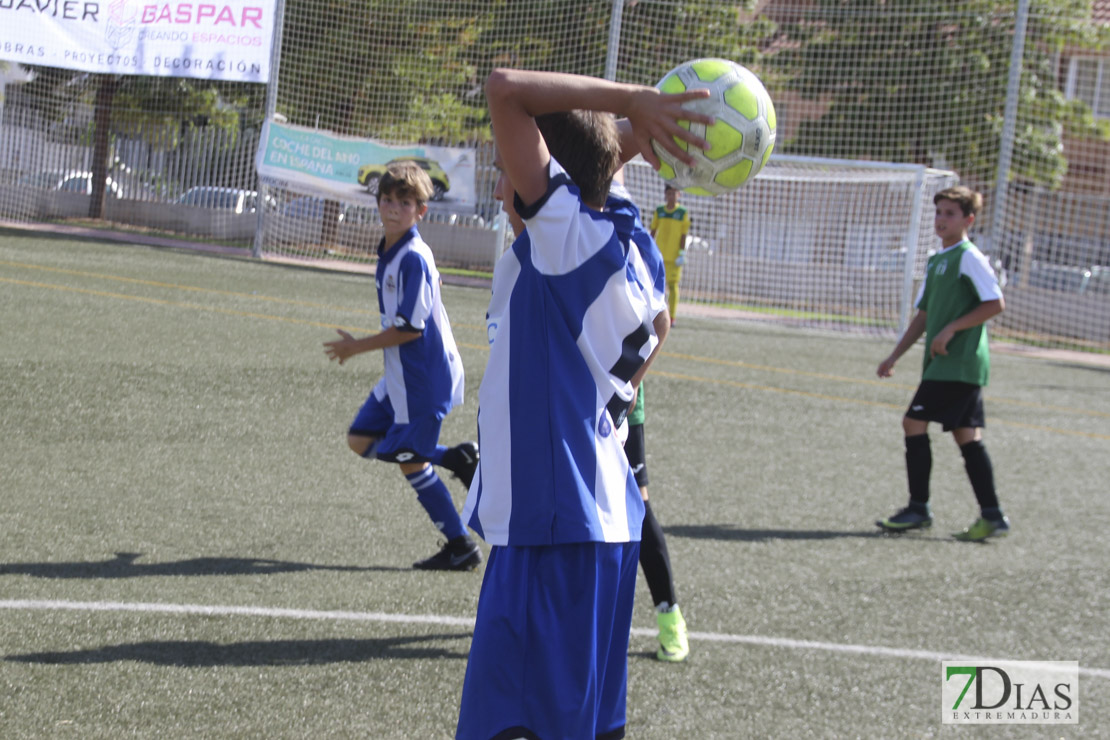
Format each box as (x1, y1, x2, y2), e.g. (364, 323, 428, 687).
(960, 439, 1001, 514)
(639, 501, 677, 609)
(905, 434, 931, 509)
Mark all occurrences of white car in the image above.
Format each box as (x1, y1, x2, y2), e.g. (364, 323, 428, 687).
(19, 170, 122, 198)
(177, 186, 260, 214)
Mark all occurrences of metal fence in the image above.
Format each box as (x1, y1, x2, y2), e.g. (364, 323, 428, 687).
(1, 0, 1107, 350)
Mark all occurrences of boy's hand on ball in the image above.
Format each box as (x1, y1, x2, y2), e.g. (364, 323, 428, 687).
(627, 87, 711, 170)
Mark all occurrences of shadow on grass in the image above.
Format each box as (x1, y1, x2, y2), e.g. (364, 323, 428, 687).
(1047, 361, 1110, 376)
(666, 524, 894, 542)
(5, 634, 469, 666)
(0, 552, 408, 578)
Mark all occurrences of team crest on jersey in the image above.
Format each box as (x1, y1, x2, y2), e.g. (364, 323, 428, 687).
(385, 275, 396, 291)
(598, 413, 612, 438)
(935, 260, 948, 276)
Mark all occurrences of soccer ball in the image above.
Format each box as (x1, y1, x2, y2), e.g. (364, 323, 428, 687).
(652, 58, 777, 196)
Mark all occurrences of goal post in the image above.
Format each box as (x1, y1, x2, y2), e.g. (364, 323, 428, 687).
(621, 155, 959, 337)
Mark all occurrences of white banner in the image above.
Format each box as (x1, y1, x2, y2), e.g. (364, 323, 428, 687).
(0, 0, 276, 81)
(256, 120, 479, 209)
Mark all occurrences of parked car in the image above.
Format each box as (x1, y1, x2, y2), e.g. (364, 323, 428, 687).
(1088, 266, 1110, 295)
(279, 196, 328, 220)
(357, 156, 450, 201)
(18, 170, 122, 198)
(1010, 261, 1094, 294)
(177, 186, 259, 214)
(278, 196, 377, 225)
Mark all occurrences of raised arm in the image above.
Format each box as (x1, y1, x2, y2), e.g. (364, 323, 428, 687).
(485, 68, 711, 207)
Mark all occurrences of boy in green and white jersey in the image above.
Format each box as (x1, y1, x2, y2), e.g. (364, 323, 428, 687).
(875, 186, 1009, 541)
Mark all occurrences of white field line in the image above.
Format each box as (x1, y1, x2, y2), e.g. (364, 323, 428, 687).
(2, 598, 1108, 680)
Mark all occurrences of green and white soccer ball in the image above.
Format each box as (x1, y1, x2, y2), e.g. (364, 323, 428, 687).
(652, 58, 777, 196)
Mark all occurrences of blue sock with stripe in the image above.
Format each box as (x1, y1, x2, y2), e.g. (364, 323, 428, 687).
(406, 466, 466, 540)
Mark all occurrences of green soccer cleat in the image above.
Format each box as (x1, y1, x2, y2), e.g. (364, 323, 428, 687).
(952, 516, 1010, 542)
(656, 605, 689, 662)
(876, 506, 933, 532)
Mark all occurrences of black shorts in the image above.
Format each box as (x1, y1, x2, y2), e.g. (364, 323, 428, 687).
(624, 422, 649, 488)
(906, 380, 985, 432)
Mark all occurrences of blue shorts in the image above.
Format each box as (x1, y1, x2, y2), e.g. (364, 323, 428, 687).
(456, 541, 639, 740)
(348, 385, 443, 463)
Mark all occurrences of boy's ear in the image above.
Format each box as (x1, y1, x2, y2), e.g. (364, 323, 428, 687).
(417, 203, 429, 218)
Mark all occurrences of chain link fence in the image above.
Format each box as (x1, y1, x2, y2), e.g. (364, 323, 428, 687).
(2, 0, 1107, 349)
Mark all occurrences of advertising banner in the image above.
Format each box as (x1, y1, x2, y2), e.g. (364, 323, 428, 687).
(0, 0, 277, 81)
(256, 119, 478, 209)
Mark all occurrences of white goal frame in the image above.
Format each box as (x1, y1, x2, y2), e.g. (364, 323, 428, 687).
(621, 155, 959, 337)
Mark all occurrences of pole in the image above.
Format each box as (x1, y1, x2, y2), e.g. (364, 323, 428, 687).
(604, 0, 625, 82)
(988, 0, 1030, 256)
(899, 167, 927, 335)
(253, 0, 287, 259)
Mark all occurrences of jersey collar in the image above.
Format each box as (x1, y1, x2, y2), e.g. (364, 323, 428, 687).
(378, 225, 419, 261)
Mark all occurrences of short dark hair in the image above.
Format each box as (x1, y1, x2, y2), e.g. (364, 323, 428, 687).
(536, 110, 621, 207)
(934, 185, 983, 218)
(378, 161, 434, 206)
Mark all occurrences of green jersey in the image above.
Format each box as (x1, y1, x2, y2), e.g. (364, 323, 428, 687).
(627, 382, 645, 426)
(916, 240, 1002, 386)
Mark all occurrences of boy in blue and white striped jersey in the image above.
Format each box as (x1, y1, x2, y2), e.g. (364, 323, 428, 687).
(324, 161, 480, 571)
(455, 68, 710, 740)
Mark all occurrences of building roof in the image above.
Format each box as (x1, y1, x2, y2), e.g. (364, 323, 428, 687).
(1095, 0, 1110, 25)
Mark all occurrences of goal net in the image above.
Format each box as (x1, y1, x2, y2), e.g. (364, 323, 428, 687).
(623, 156, 958, 335)
(1, 1, 1107, 350)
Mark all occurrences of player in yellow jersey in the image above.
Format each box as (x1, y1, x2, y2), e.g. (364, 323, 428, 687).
(650, 185, 691, 326)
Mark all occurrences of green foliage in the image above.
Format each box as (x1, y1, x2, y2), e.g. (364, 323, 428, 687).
(112, 78, 259, 148)
(278, 0, 615, 141)
(8, 0, 1107, 189)
(772, 0, 1109, 188)
(12, 68, 261, 149)
(617, 1, 779, 87)
(275, 0, 779, 144)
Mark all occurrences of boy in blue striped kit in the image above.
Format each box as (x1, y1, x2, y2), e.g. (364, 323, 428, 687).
(324, 161, 480, 571)
(455, 69, 710, 740)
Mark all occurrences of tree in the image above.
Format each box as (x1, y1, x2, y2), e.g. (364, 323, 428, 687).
(616, 1, 778, 87)
(11, 69, 262, 217)
(770, 0, 1109, 189)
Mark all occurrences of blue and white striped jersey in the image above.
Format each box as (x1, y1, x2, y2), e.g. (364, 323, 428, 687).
(462, 160, 661, 546)
(614, 180, 668, 317)
(375, 226, 464, 423)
